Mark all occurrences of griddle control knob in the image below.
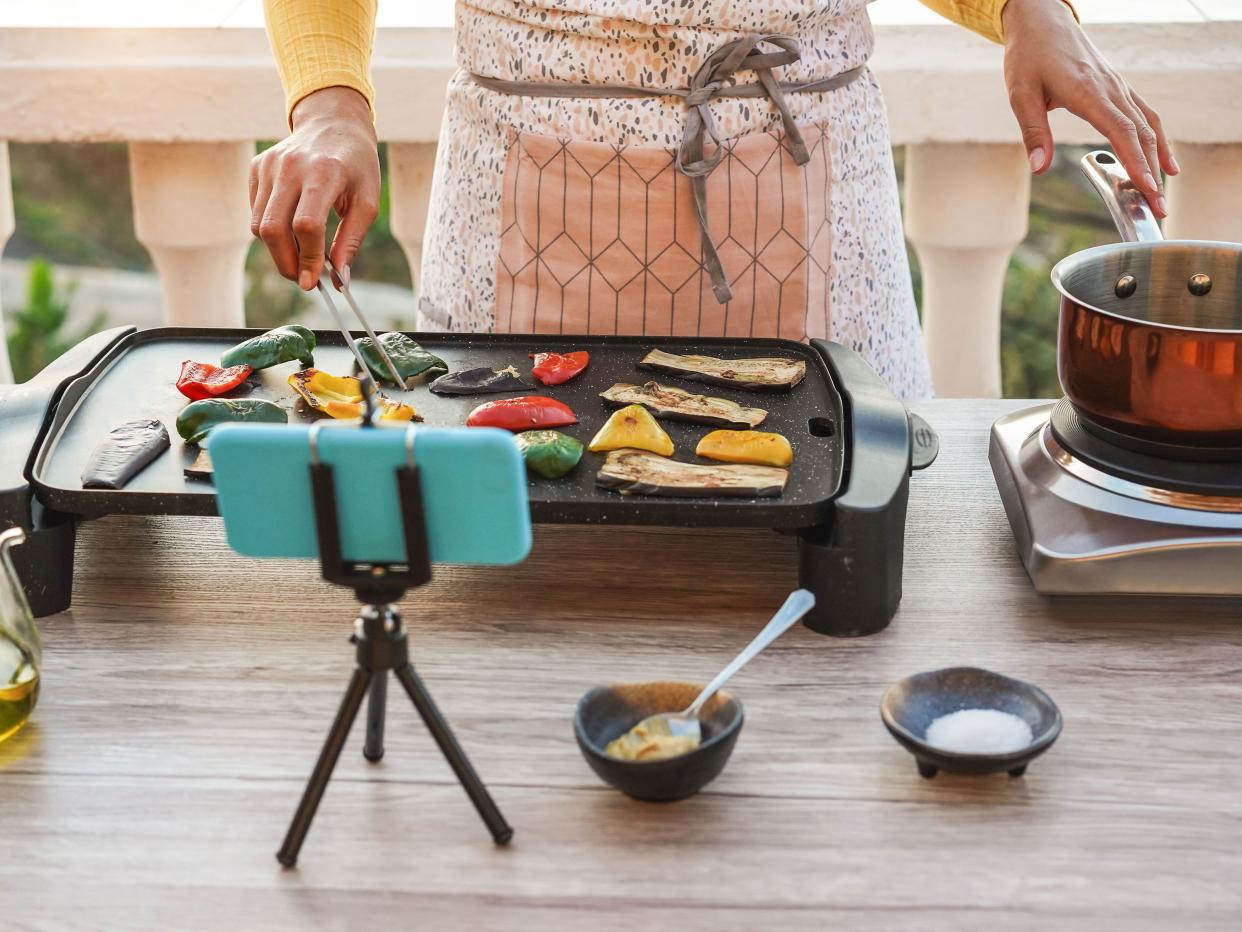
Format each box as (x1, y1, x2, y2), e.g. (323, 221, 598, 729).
(907, 412, 939, 472)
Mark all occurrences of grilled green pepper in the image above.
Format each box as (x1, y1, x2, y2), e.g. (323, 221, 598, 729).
(176, 398, 287, 444)
(515, 430, 584, 479)
(355, 332, 447, 385)
(221, 325, 316, 371)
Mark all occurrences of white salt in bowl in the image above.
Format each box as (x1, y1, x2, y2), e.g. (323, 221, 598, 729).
(880, 667, 1062, 779)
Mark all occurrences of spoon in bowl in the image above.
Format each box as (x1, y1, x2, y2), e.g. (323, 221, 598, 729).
(610, 588, 816, 756)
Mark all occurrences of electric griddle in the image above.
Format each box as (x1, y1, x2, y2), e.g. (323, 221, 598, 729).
(1, 326, 937, 635)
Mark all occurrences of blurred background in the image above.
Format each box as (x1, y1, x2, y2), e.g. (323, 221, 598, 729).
(0, 140, 1119, 394)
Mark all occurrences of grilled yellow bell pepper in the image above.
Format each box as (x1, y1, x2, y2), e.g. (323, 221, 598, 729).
(289, 369, 420, 422)
(695, 429, 792, 468)
(588, 403, 674, 456)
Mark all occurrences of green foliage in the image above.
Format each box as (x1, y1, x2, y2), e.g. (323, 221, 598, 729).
(244, 246, 310, 329)
(8, 143, 149, 270)
(6, 259, 105, 383)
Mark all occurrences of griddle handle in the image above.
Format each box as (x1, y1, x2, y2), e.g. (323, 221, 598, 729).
(799, 340, 913, 637)
(0, 326, 136, 615)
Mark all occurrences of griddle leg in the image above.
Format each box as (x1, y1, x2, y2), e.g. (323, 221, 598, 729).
(277, 667, 370, 868)
(363, 672, 387, 762)
(4, 507, 75, 618)
(797, 491, 907, 638)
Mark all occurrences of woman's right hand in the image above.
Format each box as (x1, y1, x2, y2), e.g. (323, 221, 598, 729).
(249, 86, 381, 290)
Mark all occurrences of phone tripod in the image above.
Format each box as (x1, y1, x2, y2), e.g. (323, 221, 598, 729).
(277, 431, 512, 868)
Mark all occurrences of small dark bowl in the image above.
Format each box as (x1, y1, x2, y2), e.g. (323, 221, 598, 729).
(880, 667, 1062, 778)
(575, 681, 744, 802)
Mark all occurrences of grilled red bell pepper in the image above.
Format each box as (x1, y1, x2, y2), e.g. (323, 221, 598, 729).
(529, 350, 589, 386)
(176, 360, 253, 400)
(465, 396, 578, 431)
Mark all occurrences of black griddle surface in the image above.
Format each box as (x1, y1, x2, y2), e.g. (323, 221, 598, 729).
(32, 328, 845, 527)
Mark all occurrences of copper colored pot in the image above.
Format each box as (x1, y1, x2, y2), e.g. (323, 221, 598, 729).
(1052, 151, 1242, 447)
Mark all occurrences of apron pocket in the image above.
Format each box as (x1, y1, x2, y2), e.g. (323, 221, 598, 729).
(494, 124, 832, 340)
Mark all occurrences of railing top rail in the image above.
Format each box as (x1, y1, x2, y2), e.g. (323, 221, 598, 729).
(0, 1, 1238, 144)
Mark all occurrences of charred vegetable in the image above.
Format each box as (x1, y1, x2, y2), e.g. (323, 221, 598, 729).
(288, 369, 420, 422)
(430, 365, 532, 395)
(600, 381, 767, 429)
(637, 348, 806, 391)
(596, 449, 788, 498)
(589, 404, 674, 456)
(696, 429, 793, 468)
(81, 419, 170, 490)
(466, 396, 578, 431)
(529, 350, 589, 386)
(175, 398, 287, 444)
(221, 324, 316, 371)
(515, 430, 584, 479)
(355, 332, 447, 385)
(184, 448, 214, 481)
(289, 368, 363, 410)
(176, 360, 253, 400)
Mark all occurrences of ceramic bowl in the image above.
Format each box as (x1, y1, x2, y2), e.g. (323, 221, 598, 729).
(880, 666, 1062, 778)
(574, 681, 744, 802)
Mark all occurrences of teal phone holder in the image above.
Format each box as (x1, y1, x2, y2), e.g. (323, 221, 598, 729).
(276, 421, 513, 868)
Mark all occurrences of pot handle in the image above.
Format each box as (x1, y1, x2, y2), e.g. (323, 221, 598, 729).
(1080, 150, 1163, 244)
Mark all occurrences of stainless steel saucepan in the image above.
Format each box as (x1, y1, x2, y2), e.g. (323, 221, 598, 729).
(1052, 151, 1242, 447)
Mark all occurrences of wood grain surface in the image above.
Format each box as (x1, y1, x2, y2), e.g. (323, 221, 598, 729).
(1, 400, 1240, 931)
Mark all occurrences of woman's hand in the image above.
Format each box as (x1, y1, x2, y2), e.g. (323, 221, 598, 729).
(1002, 0, 1178, 217)
(249, 86, 381, 290)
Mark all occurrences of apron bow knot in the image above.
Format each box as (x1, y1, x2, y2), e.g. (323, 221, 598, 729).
(676, 34, 812, 303)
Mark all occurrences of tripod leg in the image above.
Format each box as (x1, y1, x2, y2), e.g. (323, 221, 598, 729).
(363, 673, 387, 762)
(394, 664, 514, 845)
(277, 667, 371, 868)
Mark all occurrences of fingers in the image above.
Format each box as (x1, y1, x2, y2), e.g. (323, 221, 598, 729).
(1131, 90, 1179, 176)
(328, 191, 380, 288)
(257, 181, 302, 281)
(292, 183, 336, 290)
(1007, 81, 1054, 173)
(1074, 94, 1166, 218)
(252, 150, 347, 287)
(1123, 93, 1163, 202)
(249, 154, 273, 244)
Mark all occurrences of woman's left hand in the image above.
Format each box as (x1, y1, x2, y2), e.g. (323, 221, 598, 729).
(1002, 0, 1178, 217)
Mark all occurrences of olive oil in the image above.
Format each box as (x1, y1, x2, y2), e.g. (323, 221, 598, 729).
(0, 636, 38, 742)
(0, 526, 40, 742)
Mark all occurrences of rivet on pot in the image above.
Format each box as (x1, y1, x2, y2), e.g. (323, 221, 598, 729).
(1188, 273, 1213, 297)
(1114, 274, 1138, 299)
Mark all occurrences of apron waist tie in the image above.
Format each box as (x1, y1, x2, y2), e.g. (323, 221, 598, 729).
(471, 35, 865, 305)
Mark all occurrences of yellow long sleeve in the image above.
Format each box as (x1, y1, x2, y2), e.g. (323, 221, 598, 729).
(260, 0, 1079, 124)
(918, 0, 1078, 44)
(264, 0, 377, 124)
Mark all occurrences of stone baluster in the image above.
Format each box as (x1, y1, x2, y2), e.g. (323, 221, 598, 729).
(129, 142, 254, 328)
(0, 143, 14, 382)
(386, 142, 439, 326)
(903, 144, 1031, 398)
(1163, 144, 1242, 243)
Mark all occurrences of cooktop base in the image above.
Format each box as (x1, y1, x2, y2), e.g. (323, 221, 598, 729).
(990, 404, 1242, 596)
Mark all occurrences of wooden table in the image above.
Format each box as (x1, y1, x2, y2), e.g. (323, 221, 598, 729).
(2, 400, 1240, 930)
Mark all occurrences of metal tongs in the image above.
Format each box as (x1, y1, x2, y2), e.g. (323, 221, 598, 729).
(312, 257, 406, 425)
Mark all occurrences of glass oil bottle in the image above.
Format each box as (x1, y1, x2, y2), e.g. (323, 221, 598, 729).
(0, 527, 40, 742)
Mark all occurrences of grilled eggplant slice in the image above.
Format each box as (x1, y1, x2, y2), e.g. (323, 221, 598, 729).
(184, 448, 214, 481)
(81, 419, 170, 489)
(637, 348, 806, 391)
(600, 381, 768, 429)
(596, 449, 788, 498)
(429, 365, 533, 395)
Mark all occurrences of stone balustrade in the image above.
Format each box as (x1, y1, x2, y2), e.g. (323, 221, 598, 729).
(1, 0, 1240, 394)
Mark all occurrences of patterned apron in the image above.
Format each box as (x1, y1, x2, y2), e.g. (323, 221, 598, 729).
(418, 0, 934, 399)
